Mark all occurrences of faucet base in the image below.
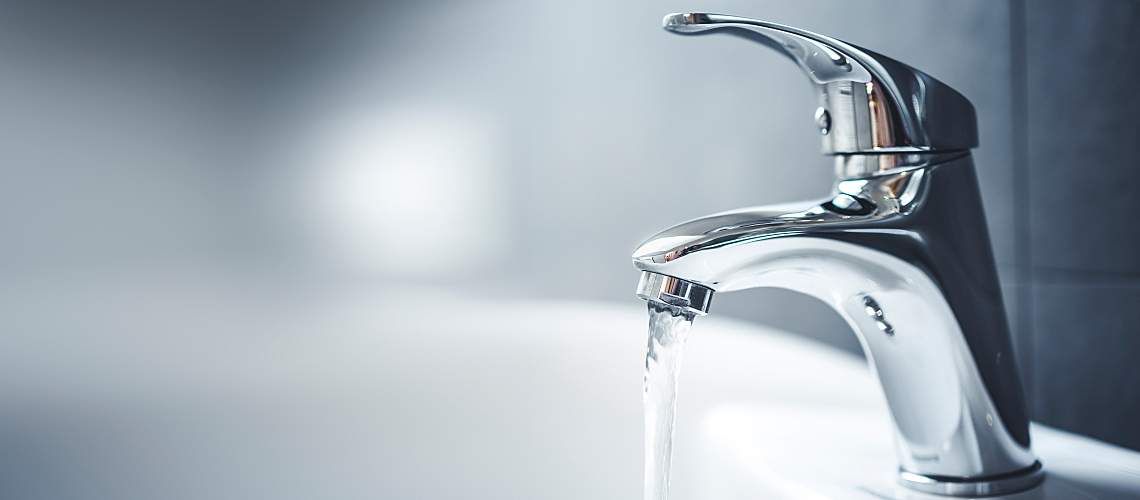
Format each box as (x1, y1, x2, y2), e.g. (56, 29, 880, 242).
(898, 461, 1044, 497)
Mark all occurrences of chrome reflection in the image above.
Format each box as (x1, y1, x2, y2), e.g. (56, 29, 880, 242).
(635, 13, 1039, 496)
(636, 271, 713, 316)
(662, 13, 977, 155)
(632, 157, 1038, 490)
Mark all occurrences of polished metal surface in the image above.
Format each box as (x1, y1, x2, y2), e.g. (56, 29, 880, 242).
(636, 271, 713, 317)
(634, 13, 1041, 496)
(861, 295, 894, 336)
(633, 157, 1040, 493)
(898, 461, 1045, 497)
(834, 153, 938, 179)
(663, 13, 977, 155)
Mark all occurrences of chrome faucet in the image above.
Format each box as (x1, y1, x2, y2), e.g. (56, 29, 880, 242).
(633, 13, 1042, 496)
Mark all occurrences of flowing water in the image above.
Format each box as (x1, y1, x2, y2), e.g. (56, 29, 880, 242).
(643, 301, 696, 500)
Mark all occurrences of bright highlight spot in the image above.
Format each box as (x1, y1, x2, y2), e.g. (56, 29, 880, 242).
(307, 104, 505, 276)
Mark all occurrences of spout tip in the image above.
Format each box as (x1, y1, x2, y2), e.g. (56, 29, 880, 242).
(636, 271, 714, 316)
(662, 12, 713, 33)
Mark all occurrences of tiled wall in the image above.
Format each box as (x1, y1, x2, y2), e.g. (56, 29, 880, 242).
(1019, 0, 1140, 451)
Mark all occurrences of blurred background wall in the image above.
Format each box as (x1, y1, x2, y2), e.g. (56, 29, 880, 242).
(1, 0, 1137, 451)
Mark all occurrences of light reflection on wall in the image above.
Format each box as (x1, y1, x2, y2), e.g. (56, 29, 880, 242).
(302, 103, 505, 276)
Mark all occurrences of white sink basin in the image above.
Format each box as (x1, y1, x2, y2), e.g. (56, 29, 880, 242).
(2, 283, 1137, 499)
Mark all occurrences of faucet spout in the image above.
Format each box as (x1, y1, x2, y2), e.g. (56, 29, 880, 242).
(632, 154, 1042, 495)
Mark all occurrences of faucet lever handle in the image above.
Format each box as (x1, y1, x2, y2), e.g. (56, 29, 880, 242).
(664, 13, 977, 155)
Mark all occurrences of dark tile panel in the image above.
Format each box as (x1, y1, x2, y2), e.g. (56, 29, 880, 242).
(1025, 0, 1140, 273)
(1032, 282, 1140, 451)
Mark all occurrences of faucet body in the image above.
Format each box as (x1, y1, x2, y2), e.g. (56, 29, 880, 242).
(634, 13, 1042, 496)
(635, 154, 1040, 495)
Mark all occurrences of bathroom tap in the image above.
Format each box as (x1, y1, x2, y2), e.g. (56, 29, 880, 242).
(633, 13, 1042, 496)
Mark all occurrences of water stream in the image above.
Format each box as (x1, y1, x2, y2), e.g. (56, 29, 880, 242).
(643, 301, 696, 500)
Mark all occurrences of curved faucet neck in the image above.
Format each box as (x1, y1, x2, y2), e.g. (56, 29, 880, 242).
(634, 155, 1041, 495)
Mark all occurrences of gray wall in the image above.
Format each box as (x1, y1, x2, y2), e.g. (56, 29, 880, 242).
(1018, 0, 1140, 451)
(1, 0, 1137, 450)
